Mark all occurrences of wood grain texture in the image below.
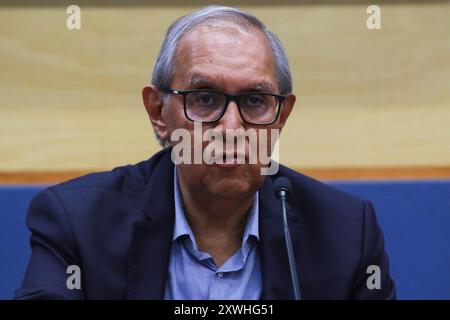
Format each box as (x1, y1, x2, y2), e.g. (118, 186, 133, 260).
(0, 4, 449, 171)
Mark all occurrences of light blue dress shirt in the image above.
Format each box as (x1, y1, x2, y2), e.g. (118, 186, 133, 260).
(164, 167, 262, 300)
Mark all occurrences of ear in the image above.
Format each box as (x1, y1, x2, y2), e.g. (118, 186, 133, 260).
(142, 85, 168, 142)
(278, 93, 296, 130)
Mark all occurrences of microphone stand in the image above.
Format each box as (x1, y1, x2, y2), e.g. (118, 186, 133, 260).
(279, 188, 302, 300)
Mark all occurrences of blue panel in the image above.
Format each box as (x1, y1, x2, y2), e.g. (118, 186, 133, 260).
(328, 180, 450, 300)
(0, 185, 45, 300)
(0, 181, 449, 299)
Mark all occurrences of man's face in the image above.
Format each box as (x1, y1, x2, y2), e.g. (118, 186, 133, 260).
(154, 24, 294, 200)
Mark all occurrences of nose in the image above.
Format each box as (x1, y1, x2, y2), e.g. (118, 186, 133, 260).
(217, 99, 244, 130)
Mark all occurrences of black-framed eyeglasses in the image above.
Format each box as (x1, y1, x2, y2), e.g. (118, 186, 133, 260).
(162, 88, 285, 125)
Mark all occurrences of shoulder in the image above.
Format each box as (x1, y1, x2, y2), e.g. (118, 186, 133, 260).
(47, 147, 171, 196)
(276, 165, 395, 299)
(278, 164, 368, 208)
(26, 148, 173, 241)
(29, 148, 172, 219)
(275, 164, 372, 227)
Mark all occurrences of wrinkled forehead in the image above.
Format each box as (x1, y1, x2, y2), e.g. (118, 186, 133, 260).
(173, 22, 277, 91)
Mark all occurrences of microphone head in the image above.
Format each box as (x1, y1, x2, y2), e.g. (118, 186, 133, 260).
(274, 176, 292, 199)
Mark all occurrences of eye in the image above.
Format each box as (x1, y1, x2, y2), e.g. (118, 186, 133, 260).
(250, 97, 261, 104)
(244, 94, 264, 106)
(200, 95, 212, 104)
(195, 93, 216, 106)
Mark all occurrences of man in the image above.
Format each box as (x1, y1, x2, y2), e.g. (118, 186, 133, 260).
(16, 6, 395, 300)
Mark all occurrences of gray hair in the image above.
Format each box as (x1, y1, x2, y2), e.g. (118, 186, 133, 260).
(151, 5, 293, 147)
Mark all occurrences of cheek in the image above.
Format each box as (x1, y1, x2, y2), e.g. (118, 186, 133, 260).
(165, 108, 193, 141)
(247, 164, 265, 184)
(253, 126, 281, 157)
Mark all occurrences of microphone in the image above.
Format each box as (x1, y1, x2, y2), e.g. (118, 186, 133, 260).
(274, 177, 301, 300)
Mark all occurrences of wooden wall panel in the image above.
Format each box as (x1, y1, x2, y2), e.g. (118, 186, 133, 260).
(0, 4, 449, 174)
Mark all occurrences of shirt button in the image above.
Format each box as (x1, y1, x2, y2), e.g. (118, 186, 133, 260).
(216, 272, 224, 278)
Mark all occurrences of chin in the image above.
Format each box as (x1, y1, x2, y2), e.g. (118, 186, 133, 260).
(208, 181, 250, 199)
(204, 165, 260, 198)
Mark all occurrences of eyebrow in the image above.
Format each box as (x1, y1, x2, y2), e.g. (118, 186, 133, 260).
(188, 75, 213, 88)
(186, 74, 277, 93)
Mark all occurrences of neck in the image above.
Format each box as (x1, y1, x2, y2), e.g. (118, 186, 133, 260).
(176, 169, 256, 266)
(179, 180, 255, 237)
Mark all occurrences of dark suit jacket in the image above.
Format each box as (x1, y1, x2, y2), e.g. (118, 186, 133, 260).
(15, 148, 396, 299)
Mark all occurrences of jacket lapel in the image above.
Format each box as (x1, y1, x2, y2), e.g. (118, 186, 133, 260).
(127, 148, 175, 299)
(259, 175, 304, 300)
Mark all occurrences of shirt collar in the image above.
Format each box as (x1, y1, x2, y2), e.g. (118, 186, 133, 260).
(172, 166, 259, 244)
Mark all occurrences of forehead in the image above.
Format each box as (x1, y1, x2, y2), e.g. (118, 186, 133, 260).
(173, 23, 278, 92)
